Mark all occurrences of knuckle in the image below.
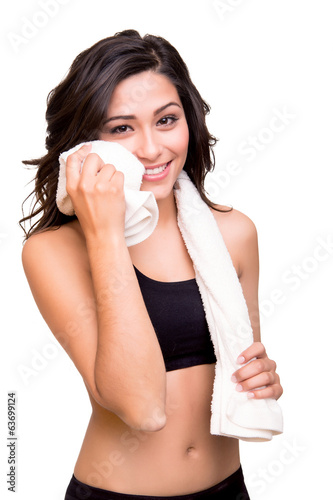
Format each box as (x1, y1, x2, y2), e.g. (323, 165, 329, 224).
(65, 179, 75, 194)
(67, 151, 84, 165)
(66, 153, 76, 164)
(258, 341, 266, 354)
(256, 359, 265, 372)
(258, 387, 272, 400)
(115, 170, 124, 180)
(95, 183, 107, 193)
(109, 185, 122, 197)
(78, 181, 92, 194)
(113, 173, 125, 190)
(71, 150, 83, 159)
(87, 152, 102, 163)
(105, 162, 116, 171)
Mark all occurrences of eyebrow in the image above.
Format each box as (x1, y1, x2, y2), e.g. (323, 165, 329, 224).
(102, 102, 182, 125)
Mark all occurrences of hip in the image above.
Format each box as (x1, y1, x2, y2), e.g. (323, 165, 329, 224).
(65, 466, 250, 499)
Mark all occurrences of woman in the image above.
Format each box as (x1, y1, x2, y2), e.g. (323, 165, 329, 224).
(20, 30, 282, 499)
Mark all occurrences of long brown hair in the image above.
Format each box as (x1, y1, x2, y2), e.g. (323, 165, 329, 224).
(19, 29, 230, 242)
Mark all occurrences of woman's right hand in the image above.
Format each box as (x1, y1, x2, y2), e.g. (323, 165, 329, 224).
(65, 143, 126, 241)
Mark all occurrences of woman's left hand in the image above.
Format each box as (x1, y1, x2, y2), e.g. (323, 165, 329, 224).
(231, 342, 283, 400)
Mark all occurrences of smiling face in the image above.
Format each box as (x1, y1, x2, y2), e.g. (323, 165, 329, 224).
(99, 71, 189, 203)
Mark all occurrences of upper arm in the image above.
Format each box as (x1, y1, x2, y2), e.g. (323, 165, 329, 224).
(211, 207, 261, 341)
(21, 226, 105, 406)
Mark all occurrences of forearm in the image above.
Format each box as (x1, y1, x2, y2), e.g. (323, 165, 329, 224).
(86, 234, 167, 430)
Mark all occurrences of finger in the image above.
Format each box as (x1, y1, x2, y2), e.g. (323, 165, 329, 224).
(232, 357, 273, 383)
(80, 152, 106, 183)
(95, 163, 117, 183)
(247, 383, 283, 401)
(95, 170, 125, 203)
(234, 371, 275, 393)
(111, 170, 125, 188)
(108, 171, 125, 196)
(236, 341, 266, 365)
(66, 143, 92, 171)
(66, 143, 92, 185)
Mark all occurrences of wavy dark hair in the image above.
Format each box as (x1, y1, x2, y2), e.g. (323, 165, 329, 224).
(19, 29, 231, 241)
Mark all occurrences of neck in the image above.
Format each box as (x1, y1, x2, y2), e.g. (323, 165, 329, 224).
(155, 191, 178, 227)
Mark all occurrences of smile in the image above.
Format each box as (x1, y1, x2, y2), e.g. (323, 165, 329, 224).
(142, 161, 172, 182)
(144, 162, 169, 175)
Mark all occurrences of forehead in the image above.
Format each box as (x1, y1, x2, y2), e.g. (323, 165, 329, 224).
(107, 71, 181, 115)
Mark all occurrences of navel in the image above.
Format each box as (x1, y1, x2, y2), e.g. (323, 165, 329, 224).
(186, 445, 196, 455)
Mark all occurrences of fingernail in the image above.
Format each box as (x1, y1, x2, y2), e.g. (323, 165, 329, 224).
(247, 392, 255, 399)
(237, 356, 245, 364)
(236, 384, 243, 392)
(231, 375, 237, 383)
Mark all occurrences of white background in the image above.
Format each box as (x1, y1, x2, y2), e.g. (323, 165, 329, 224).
(1, 0, 332, 498)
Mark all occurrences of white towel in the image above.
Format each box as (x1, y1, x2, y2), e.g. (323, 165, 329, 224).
(57, 140, 283, 441)
(56, 141, 159, 247)
(174, 171, 283, 441)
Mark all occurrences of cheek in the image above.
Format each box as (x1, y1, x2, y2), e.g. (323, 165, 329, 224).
(169, 124, 189, 157)
(98, 134, 136, 153)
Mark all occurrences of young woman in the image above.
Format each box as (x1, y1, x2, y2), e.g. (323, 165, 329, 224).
(20, 30, 282, 500)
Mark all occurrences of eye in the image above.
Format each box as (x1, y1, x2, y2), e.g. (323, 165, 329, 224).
(109, 125, 132, 134)
(157, 115, 179, 127)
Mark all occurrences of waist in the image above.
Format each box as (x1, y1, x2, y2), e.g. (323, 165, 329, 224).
(73, 447, 240, 497)
(74, 365, 240, 495)
(66, 466, 248, 499)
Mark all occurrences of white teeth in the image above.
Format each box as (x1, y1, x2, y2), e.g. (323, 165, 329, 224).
(144, 163, 168, 175)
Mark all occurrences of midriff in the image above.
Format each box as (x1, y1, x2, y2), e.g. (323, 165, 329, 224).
(74, 363, 240, 496)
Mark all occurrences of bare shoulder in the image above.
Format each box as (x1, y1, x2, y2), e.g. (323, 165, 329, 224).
(209, 205, 258, 243)
(22, 219, 88, 272)
(209, 205, 259, 277)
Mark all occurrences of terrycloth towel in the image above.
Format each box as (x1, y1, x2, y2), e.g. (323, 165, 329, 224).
(174, 171, 283, 440)
(56, 141, 159, 247)
(56, 140, 283, 441)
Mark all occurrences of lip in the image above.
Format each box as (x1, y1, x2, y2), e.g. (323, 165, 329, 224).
(142, 161, 172, 182)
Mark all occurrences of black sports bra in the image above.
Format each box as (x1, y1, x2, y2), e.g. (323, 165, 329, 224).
(134, 266, 217, 372)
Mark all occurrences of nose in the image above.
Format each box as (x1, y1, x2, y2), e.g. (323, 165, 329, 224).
(134, 128, 163, 163)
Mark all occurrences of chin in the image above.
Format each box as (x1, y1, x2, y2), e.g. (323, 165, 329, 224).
(140, 184, 174, 202)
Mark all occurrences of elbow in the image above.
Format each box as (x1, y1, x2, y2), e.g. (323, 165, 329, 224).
(108, 400, 167, 432)
(93, 383, 167, 432)
(114, 400, 167, 432)
(129, 405, 167, 432)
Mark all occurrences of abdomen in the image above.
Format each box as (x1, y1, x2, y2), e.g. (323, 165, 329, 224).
(74, 363, 240, 496)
